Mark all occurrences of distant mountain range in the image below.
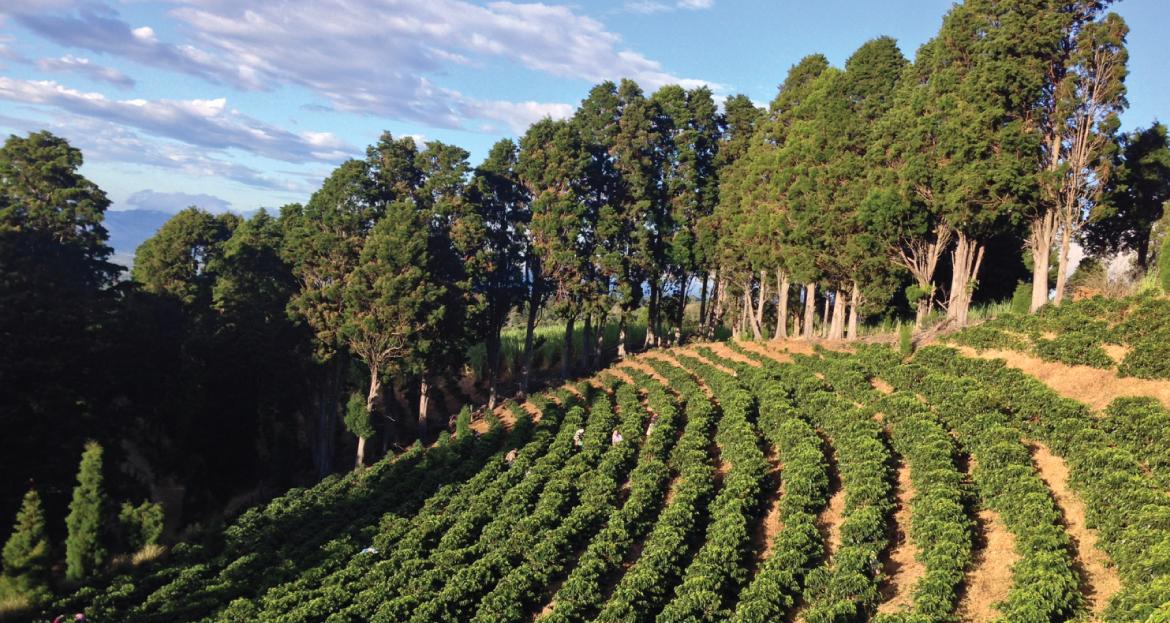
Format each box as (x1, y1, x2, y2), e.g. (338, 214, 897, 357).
(104, 209, 174, 269)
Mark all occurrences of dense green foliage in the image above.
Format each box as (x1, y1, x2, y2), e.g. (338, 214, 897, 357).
(65, 442, 107, 583)
(1, 490, 51, 605)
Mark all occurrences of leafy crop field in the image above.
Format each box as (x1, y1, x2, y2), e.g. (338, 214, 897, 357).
(48, 337, 1170, 623)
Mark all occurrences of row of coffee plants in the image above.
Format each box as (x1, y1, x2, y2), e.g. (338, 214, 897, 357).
(654, 351, 769, 623)
(883, 348, 1084, 621)
(786, 346, 974, 623)
(705, 348, 832, 623)
(239, 397, 568, 621)
(382, 393, 605, 621)
(782, 355, 894, 623)
(470, 383, 654, 622)
(405, 386, 626, 622)
(536, 370, 681, 623)
(1098, 396, 1170, 490)
(593, 359, 718, 622)
(54, 404, 514, 622)
(908, 347, 1170, 622)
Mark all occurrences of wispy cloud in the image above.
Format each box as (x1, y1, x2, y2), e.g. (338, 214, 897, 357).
(624, 0, 714, 14)
(0, 77, 352, 163)
(6, 0, 719, 131)
(36, 54, 135, 89)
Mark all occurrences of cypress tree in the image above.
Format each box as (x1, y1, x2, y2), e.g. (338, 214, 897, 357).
(65, 441, 106, 582)
(1, 489, 51, 601)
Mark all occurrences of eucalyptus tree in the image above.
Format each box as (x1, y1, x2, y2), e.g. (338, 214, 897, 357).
(1028, 4, 1128, 309)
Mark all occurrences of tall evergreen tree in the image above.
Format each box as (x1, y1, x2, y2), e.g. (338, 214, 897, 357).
(65, 441, 106, 582)
(465, 139, 529, 407)
(1085, 123, 1170, 269)
(132, 207, 239, 307)
(1, 489, 51, 602)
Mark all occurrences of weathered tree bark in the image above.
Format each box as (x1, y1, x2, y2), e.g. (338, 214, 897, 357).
(617, 312, 628, 359)
(802, 282, 817, 340)
(518, 287, 541, 399)
(774, 271, 789, 340)
(710, 276, 726, 340)
(675, 273, 689, 346)
(737, 286, 749, 339)
(821, 296, 831, 338)
(562, 314, 576, 380)
(753, 270, 767, 339)
(947, 232, 986, 328)
(417, 378, 431, 435)
(1054, 226, 1073, 305)
(847, 281, 860, 340)
(594, 311, 607, 368)
(828, 290, 846, 340)
(891, 223, 951, 331)
(1028, 210, 1058, 312)
(357, 372, 381, 469)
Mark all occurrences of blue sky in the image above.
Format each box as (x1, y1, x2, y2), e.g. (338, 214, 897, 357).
(1, 0, 1167, 217)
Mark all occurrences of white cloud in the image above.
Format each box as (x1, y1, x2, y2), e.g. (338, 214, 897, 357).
(0, 77, 353, 164)
(36, 55, 135, 89)
(124, 189, 231, 213)
(678, 0, 714, 9)
(11, 0, 720, 132)
(624, 0, 714, 14)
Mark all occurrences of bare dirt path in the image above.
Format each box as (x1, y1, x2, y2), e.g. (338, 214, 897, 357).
(751, 448, 784, 564)
(954, 346, 1170, 411)
(956, 508, 1017, 622)
(1030, 442, 1121, 617)
(735, 340, 795, 365)
(877, 463, 924, 614)
(702, 341, 763, 368)
(675, 347, 738, 377)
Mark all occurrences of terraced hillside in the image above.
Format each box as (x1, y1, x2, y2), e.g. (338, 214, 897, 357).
(48, 337, 1170, 623)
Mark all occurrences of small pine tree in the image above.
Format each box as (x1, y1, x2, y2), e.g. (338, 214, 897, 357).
(455, 406, 473, 441)
(1011, 281, 1032, 315)
(1, 489, 51, 602)
(65, 441, 106, 582)
(117, 501, 164, 551)
(898, 323, 914, 357)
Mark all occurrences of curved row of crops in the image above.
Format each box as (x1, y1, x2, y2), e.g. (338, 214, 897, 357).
(53, 333, 1170, 623)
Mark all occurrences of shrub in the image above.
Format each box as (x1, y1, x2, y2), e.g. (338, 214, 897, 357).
(898, 323, 914, 357)
(118, 501, 165, 552)
(455, 406, 473, 440)
(1033, 332, 1114, 368)
(1119, 329, 1170, 379)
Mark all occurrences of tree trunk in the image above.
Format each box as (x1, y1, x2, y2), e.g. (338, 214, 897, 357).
(486, 325, 501, 410)
(594, 312, 607, 367)
(581, 313, 593, 373)
(1028, 211, 1057, 312)
(617, 313, 628, 359)
(518, 289, 540, 399)
(645, 282, 659, 348)
(947, 232, 985, 328)
(1137, 233, 1151, 271)
(775, 271, 789, 340)
(748, 277, 764, 341)
(829, 290, 846, 340)
(847, 281, 860, 340)
(417, 378, 431, 434)
(1054, 226, 1073, 305)
(802, 283, 817, 340)
(914, 295, 930, 331)
(753, 270, 767, 339)
(358, 372, 381, 469)
(698, 272, 709, 333)
(562, 314, 575, 380)
(821, 295, 831, 338)
(313, 356, 344, 478)
(710, 276, 726, 340)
